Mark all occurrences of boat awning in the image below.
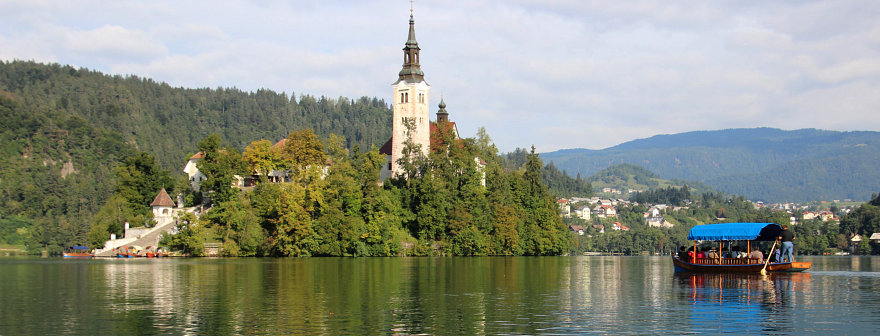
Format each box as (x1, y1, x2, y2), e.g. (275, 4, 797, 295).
(687, 222, 783, 241)
(70, 245, 90, 250)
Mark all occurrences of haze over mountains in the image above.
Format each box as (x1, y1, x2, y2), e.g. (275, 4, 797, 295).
(541, 128, 880, 203)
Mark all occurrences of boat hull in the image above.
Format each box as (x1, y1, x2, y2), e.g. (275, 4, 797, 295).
(673, 256, 811, 273)
(62, 252, 93, 258)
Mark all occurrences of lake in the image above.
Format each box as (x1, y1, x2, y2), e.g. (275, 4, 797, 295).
(1, 256, 878, 335)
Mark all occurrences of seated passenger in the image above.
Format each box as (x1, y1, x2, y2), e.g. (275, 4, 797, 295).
(725, 246, 740, 258)
(737, 247, 749, 258)
(707, 249, 719, 259)
(678, 246, 688, 260)
(748, 248, 764, 264)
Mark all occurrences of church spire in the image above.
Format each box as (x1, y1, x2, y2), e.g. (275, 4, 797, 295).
(437, 95, 448, 123)
(397, 12, 425, 84)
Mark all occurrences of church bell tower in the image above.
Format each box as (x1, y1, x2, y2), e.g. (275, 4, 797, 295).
(390, 12, 431, 177)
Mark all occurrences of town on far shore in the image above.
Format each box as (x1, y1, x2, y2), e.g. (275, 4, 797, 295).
(558, 192, 870, 247)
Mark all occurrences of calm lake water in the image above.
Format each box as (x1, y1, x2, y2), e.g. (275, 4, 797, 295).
(1, 256, 878, 335)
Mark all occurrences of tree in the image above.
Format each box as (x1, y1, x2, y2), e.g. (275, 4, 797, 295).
(197, 133, 246, 204)
(86, 194, 145, 248)
(243, 139, 280, 180)
(115, 152, 175, 217)
(279, 129, 327, 174)
(160, 213, 205, 256)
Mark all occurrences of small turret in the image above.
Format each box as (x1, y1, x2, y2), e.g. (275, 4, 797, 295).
(437, 97, 449, 123)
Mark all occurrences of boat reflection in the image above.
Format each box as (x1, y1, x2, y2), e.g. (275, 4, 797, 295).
(674, 272, 812, 333)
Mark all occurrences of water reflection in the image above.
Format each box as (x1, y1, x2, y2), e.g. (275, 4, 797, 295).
(5, 256, 880, 335)
(675, 272, 813, 334)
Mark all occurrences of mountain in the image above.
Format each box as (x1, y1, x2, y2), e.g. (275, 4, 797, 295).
(541, 128, 880, 202)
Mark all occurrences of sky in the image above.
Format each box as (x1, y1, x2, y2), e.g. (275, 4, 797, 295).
(2, 0, 879, 153)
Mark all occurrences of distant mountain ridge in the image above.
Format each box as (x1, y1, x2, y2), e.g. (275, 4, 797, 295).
(541, 128, 880, 202)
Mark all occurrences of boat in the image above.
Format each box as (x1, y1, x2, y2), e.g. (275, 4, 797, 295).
(115, 246, 140, 258)
(63, 245, 94, 258)
(145, 246, 157, 258)
(673, 222, 811, 273)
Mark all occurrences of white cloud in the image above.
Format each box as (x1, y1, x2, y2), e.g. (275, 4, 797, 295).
(1, 0, 878, 153)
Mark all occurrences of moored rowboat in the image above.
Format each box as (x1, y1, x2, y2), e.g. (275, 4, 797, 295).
(63, 245, 93, 258)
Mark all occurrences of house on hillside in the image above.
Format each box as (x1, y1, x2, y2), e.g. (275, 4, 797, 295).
(646, 216, 673, 228)
(595, 204, 617, 218)
(574, 205, 591, 220)
(183, 151, 245, 191)
(183, 153, 208, 192)
(184, 138, 332, 192)
(611, 222, 630, 231)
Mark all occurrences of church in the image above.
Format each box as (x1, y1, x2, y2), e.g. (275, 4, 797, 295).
(378, 11, 463, 181)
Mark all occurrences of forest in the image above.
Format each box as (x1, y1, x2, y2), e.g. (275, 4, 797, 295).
(0, 60, 586, 255)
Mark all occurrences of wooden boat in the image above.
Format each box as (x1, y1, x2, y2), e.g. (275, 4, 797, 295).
(62, 246, 93, 258)
(115, 246, 139, 258)
(145, 246, 157, 258)
(673, 222, 811, 273)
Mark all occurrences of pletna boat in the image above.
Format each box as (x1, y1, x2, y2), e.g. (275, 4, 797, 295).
(673, 222, 811, 273)
(63, 245, 94, 258)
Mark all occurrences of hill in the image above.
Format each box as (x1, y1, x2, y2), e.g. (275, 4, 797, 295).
(588, 163, 716, 198)
(0, 60, 393, 172)
(541, 128, 880, 202)
(0, 60, 393, 251)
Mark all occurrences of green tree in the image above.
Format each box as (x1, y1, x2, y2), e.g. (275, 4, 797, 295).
(243, 139, 281, 180)
(160, 213, 205, 256)
(86, 194, 145, 248)
(197, 133, 246, 204)
(115, 152, 175, 218)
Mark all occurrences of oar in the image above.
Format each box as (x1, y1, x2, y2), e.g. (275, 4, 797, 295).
(761, 240, 778, 275)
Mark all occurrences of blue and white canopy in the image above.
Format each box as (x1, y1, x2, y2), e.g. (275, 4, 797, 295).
(687, 222, 783, 241)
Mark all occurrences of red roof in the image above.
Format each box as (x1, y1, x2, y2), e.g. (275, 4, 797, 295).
(272, 138, 288, 149)
(378, 121, 459, 157)
(150, 188, 176, 207)
(189, 152, 205, 160)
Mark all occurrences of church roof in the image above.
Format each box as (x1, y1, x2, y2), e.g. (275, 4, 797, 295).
(150, 188, 176, 207)
(379, 138, 393, 155)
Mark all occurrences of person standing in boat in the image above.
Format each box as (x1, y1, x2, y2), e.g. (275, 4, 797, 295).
(778, 225, 796, 262)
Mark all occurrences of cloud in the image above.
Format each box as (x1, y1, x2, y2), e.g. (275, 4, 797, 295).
(1, 0, 878, 153)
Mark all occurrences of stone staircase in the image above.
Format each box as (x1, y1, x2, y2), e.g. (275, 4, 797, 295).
(94, 207, 197, 257)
